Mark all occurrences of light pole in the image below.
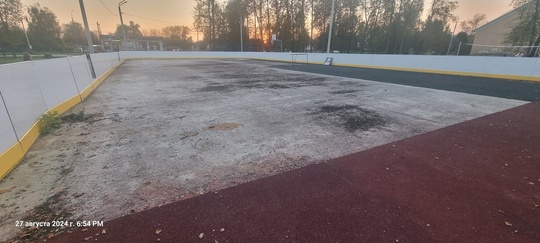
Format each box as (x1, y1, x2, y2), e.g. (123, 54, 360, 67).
(326, 0, 336, 53)
(71, 9, 75, 22)
(118, 0, 128, 51)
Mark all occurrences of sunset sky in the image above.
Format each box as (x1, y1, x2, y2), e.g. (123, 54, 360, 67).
(20, 0, 515, 35)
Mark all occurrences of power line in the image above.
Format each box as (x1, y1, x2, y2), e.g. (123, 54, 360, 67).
(99, 0, 117, 16)
(123, 12, 181, 25)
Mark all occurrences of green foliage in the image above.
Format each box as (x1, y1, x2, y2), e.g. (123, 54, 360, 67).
(0, 0, 26, 56)
(422, 19, 452, 55)
(39, 111, 60, 135)
(427, 0, 458, 24)
(505, 0, 540, 57)
(161, 25, 194, 50)
(460, 13, 487, 35)
(27, 3, 62, 52)
(62, 21, 86, 46)
(116, 21, 143, 39)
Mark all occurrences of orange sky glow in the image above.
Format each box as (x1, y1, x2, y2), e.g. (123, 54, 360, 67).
(20, 0, 514, 36)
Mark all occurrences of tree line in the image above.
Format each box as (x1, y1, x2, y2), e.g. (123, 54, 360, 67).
(0, 1, 194, 56)
(1, 0, 539, 56)
(192, 0, 540, 55)
(0, 2, 94, 56)
(192, 0, 469, 54)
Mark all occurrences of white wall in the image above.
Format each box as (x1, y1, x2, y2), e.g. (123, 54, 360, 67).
(0, 62, 48, 139)
(91, 52, 120, 77)
(120, 51, 540, 81)
(32, 58, 81, 110)
(532, 58, 540, 77)
(0, 53, 121, 157)
(68, 56, 93, 92)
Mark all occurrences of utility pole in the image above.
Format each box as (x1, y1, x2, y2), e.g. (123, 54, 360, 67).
(446, 18, 458, 55)
(97, 22, 104, 50)
(326, 0, 336, 53)
(240, 17, 243, 52)
(118, 0, 128, 50)
(21, 16, 31, 51)
(311, 0, 314, 52)
(79, 0, 94, 53)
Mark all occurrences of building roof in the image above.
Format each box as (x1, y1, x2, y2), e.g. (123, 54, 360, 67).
(100, 35, 164, 41)
(475, 3, 529, 32)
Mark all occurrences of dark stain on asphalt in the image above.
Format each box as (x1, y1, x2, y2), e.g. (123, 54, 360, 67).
(197, 62, 329, 92)
(314, 105, 388, 132)
(329, 90, 361, 94)
(199, 85, 232, 92)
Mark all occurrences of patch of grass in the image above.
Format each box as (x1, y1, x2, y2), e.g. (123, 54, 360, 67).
(39, 112, 61, 135)
(0, 55, 46, 65)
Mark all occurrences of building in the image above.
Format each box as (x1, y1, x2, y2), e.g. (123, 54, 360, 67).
(100, 35, 165, 52)
(471, 7, 522, 55)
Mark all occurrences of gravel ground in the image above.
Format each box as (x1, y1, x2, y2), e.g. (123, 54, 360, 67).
(0, 59, 527, 241)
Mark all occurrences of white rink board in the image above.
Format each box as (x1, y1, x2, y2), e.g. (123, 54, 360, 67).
(0, 62, 48, 138)
(32, 58, 80, 110)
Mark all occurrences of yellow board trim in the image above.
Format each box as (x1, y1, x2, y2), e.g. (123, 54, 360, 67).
(18, 121, 41, 154)
(333, 62, 540, 83)
(0, 60, 125, 180)
(0, 143, 24, 179)
(49, 94, 82, 115)
(80, 85, 94, 100)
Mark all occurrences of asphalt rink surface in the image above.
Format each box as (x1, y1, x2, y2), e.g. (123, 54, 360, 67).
(277, 62, 540, 101)
(0, 59, 536, 242)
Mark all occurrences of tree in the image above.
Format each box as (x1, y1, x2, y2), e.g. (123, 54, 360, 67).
(427, 0, 458, 24)
(506, 0, 540, 57)
(115, 21, 143, 39)
(91, 31, 100, 44)
(142, 28, 162, 37)
(0, 0, 24, 57)
(27, 3, 62, 51)
(460, 13, 486, 35)
(62, 21, 86, 46)
(421, 0, 458, 54)
(223, 0, 246, 51)
(193, 0, 221, 50)
(455, 31, 471, 55)
(162, 25, 190, 37)
(330, 0, 361, 53)
(394, 0, 424, 54)
(161, 25, 193, 50)
(421, 19, 452, 54)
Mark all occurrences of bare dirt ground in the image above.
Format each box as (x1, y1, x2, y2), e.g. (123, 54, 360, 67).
(0, 59, 527, 241)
